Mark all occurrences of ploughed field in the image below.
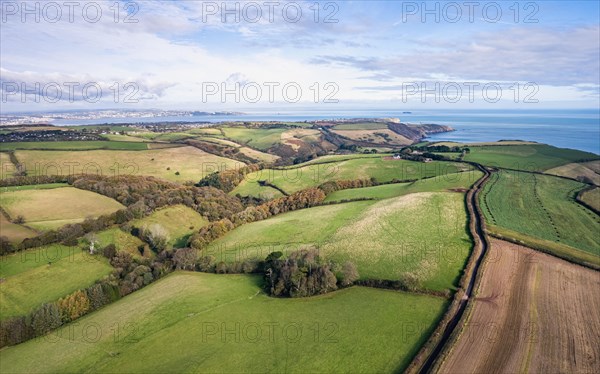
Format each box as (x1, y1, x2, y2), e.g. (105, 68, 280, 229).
(0, 272, 447, 374)
(439, 239, 600, 374)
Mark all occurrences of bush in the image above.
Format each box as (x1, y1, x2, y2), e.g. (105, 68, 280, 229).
(141, 224, 170, 252)
(173, 248, 197, 270)
(30, 303, 62, 336)
(102, 244, 117, 259)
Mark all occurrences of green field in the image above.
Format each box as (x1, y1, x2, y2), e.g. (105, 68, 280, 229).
(282, 153, 386, 167)
(0, 187, 125, 231)
(94, 227, 145, 257)
(0, 141, 148, 151)
(0, 244, 112, 319)
(221, 127, 287, 150)
(209, 192, 470, 291)
(481, 170, 599, 256)
(0, 183, 69, 193)
(324, 170, 482, 202)
(462, 144, 598, 171)
(0, 272, 447, 373)
(101, 134, 150, 143)
(187, 127, 223, 136)
(0, 152, 15, 178)
(232, 158, 472, 196)
(11, 146, 242, 182)
(132, 205, 209, 248)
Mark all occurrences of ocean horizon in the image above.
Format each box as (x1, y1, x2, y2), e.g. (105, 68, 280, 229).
(30, 109, 600, 154)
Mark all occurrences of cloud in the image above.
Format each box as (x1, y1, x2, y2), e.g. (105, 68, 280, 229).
(311, 26, 600, 86)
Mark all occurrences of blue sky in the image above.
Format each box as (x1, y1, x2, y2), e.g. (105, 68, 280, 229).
(1, 0, 599, 112)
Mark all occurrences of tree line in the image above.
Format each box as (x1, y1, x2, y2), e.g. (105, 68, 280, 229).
(188, 188, 326, 250)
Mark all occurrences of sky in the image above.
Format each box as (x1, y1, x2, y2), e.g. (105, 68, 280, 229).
(0, 0, 599, 112)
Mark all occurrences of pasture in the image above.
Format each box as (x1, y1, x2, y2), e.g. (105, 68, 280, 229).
(11, 146, 242, 182)
(580, 187, 600, 212)
(0, 152, 15, 178)
(546, 160, 600, 185)
(481, 170, 599, 256)
(208, 192, 471, 291)
(94, 227, 145, 258)
(462, 144, 598, 171)
(332, 129, 411, 145)
(232, 157, 472, 196)
(221, 127, 287, 150)
(0, 213, 38, 243)
(0, 245, 112, 320)
(324, 170, 482, 202)
(0, 141, 148, 151)
(132, 205, 209, 248)
(0, 272, 447, 373)
(0, 187, 125, 231)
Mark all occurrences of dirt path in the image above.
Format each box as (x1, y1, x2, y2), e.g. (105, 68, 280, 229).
(439, 239, 600, 373)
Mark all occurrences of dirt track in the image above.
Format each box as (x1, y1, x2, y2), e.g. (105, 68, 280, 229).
(439, 239, 600, 374)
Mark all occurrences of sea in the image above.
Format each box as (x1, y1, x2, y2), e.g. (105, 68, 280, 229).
(50, 109, 600, 154)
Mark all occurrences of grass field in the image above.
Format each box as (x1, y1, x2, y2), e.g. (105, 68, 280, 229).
(0, 272, 447, 373)
(580, 187, 600, 212)
(481, 170, 599, 256)
(282, 153, 387, 167)
(187, 127, 223, 136)
(0, 244, 112, 320)
(0, 183, 69, 193)
(101, 134, 150, 142)
(12, 146, 242, 182)
(0, 187, 125, 231)
(232, 158, 472, 196)
(546, 160, 600, 185)
(209, 192, 471, 291)
(94, 227, 146, 257)
(332, 129, 411, 145)
(0, 213, 38, 243)
(221, 127, 287, 150)
(0, 152, 15, 178)
(0, 141, 148, 151)
(132, 205, 209, 248)
(462, 144, 598, 171)
(324, 170, 482, 202)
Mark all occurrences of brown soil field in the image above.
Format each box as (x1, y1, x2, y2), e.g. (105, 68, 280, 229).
(439, 239, 600, 374)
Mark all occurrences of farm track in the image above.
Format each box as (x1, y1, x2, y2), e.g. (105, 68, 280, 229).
(414, 163, 491, 374)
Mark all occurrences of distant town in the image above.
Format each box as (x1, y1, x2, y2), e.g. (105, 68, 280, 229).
(0, 110, 243, 126)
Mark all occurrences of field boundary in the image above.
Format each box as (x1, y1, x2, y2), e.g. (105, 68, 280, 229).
(405, 163, 490, 374)
(486, 227, 600, 271)
(575, 185, 600, 216)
